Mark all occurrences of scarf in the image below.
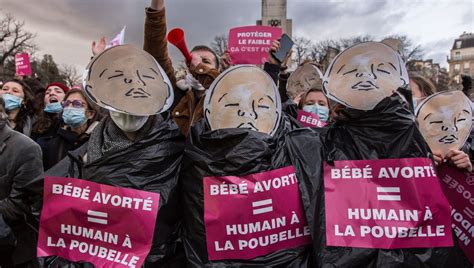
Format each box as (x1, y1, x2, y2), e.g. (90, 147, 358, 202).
(87, 115, 160, 163)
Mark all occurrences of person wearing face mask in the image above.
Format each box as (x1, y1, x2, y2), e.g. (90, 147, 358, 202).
(0, 97, 44, 267)
(38, 45, 185, 267)
(31, 82, 69, 141)
(35, 89, 101, 170)
(0, 79, 35, 136)
(298, 88, 330, 125)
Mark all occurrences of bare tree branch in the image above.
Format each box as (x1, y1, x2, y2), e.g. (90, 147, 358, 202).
(0, 11, 37, 66)
(293, 37, 312, 65)
(60, 64, 81, 87)
(210, 34, 228, 56)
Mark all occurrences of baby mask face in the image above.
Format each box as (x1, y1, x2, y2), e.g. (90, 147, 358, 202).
(416, 90, 473, 157)
(323, 41, 408, 110)
(83, 45, 173, 116)
(204, 65, 281, 136)
(287, 63, 323, 99)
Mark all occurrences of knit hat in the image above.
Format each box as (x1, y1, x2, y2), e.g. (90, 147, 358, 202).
(45, 82, 69, 93)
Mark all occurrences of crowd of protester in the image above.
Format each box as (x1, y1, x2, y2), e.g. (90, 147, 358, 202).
(0, 0, 473, 267)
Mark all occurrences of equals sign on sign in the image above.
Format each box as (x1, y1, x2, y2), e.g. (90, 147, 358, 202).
(252, 199, 273, 215)
(376, 187, 401, 201)
(87, 210, 108, 225)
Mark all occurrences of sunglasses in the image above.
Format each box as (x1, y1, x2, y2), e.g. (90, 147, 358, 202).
(61, 100, 86, 108)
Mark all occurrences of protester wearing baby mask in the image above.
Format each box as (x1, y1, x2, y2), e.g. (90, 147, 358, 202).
(84, 44, 174, 135)
(322, 41, 409, 110)
(37, 45, 184, 267)
(288, 40, 457, 268)
(415, 90, 473, 167)
(181, 65, 314, 266)
(204, 65, 281, 135)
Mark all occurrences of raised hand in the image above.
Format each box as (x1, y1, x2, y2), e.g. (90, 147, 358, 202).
(91, 37, 107, 56)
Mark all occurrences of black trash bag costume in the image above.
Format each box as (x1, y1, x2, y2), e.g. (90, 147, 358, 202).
(37, 45, 186, 267)
(287, 93, 465, 267)
(40, 115, 185, 267)
(414, 91, 474, 267)
(180, 65, 313, 267)
(286, 39, 463, 267)
(180, 116, 314, 267)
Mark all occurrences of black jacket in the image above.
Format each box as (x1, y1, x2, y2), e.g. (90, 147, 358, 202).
(0, 125, 43, 265)
(36, 122, 98, 170)
(42, 115, 186, 267)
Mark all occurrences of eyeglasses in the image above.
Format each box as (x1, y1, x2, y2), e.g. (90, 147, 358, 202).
(61, 100, 86, 108)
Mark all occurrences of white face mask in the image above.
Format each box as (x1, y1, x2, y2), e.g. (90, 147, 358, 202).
(109, 111, 149, 133)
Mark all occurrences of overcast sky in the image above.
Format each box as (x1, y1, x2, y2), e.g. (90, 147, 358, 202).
(1, 0, 473, 73)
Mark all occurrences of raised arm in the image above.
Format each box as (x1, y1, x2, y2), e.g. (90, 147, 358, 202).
(144, 0, 177, 87)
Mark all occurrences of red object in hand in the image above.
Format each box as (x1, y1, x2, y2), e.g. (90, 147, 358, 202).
(167, 28, 192, 63)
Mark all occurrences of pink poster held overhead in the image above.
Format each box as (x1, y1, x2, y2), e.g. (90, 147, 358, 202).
(15, 53, 32, 76)
(324, 158, 453, 249)
(203, 166, 311, 260)
(37, 177, 160, 268)
(228, 25, 282, 65)
(297, 110, 327, 128)
(436, 164, 474, 264)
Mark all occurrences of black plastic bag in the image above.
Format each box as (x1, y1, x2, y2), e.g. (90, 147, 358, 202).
(179, 115, 313, 267)
(287, 94, 466, 267)
(39, 115, 186, 267)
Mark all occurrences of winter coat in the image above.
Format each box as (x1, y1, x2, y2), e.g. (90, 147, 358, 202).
(144, 7, 220, 136)
(0, 125, 43, 265)
(36, 121, 98, 170)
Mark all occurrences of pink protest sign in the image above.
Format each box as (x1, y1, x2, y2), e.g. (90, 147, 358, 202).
(15, 53, 32, 76)
(228, 26, 282, 65)
(436, 164, 474, 264)
(37, 177, 160, 267)
(324, 158, 453, 249)
(203, 166, 311, 260)
(297, 110, 327, 128)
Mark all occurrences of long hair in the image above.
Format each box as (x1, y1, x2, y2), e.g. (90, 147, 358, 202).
(4, 79, 35, 133)
(409, 73, 436, 97)
(32, 102, 58, 136)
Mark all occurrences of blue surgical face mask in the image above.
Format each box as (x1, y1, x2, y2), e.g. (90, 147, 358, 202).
(1, 94, 23, 111)
(303, 104, 329, 122)
(62, 107, 87, 128)
(412, 97, 426, 109)
(44, 102, 63, 113)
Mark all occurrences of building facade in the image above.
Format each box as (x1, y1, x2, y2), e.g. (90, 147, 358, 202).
(408, 59, 449, 90)
(447, 32, 474, 84)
